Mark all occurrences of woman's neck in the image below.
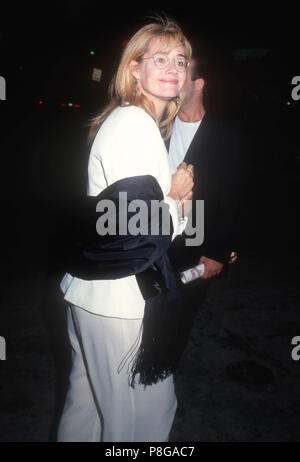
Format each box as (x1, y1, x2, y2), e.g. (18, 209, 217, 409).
(138, 89, 168, 122)
(153, 99, 168, 122)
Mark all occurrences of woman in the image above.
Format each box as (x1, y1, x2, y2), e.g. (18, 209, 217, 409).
(57, 18, 193, 442)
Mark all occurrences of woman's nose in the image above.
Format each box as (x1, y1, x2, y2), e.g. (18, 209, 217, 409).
(166, 59, 178, 73)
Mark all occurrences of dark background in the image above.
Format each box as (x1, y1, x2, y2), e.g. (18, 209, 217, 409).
(1, 1, 299, 264)
(0, 1, 300, 442)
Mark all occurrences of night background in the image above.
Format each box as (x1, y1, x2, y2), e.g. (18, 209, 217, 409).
(0, 1, 300, 442)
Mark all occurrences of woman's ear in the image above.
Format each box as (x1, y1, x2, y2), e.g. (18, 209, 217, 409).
(130, 60, 140, 80)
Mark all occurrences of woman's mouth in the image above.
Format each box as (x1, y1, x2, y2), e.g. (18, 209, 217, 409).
(159, 79, 178, 84)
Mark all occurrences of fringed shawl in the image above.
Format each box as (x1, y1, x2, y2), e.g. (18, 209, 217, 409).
(65, 175, 190, 387)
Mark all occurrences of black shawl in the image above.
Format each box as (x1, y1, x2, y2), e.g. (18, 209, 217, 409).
(65, 175, 190, 387)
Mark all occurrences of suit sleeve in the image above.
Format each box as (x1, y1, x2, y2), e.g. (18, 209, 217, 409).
(202, 128, 243, 264)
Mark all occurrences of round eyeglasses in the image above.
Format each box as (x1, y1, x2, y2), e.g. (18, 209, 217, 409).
(142, 53, 189, 72)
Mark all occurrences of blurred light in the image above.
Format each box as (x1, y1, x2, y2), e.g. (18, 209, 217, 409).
(92, 68, 102, 82)
(232, 49, 271, 61)
(38, 100, 43, 104)
(286, 102, 291, 105)
(90, 51, 95, 55)
(18, 66, 23, 71)
(60, 102, 80, 108)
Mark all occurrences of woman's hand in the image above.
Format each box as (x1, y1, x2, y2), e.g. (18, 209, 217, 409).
(179, 190, 193, 217)
(168, 162, 194, 202)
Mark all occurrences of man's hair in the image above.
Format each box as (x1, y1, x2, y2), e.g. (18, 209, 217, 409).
(191, 58, 209, 81)
(188, 37, 210, 81)
(189, 36, 223, 116)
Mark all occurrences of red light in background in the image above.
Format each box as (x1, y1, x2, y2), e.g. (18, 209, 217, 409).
(18, 66, 23, 70)
(38, 100, 43, 104)
(60, 103, 80, 108)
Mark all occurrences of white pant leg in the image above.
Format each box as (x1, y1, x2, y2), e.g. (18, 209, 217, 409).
(132, 369, 177, 442)
(58, 304, 177, 442)
(57, 306, 101, 442)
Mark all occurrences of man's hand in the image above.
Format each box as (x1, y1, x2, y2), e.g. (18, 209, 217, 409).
(199, 256, 224, 279)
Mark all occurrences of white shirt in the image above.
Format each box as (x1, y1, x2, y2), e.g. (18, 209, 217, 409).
(60, 105, 186, 319)
(168, 115, 202, 174)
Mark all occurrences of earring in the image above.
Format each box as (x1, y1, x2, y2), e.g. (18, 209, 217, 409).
(133, 79, 139, 98)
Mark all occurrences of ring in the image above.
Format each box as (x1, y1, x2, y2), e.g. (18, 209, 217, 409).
(187, 164, 194, 174)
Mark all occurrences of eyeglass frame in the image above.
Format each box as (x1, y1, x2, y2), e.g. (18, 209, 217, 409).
(141, 53, 190, 72)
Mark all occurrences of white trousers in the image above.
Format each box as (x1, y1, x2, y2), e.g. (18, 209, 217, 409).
(57, 305, 177, 442)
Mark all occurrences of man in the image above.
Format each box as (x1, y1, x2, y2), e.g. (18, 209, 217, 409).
(167, 42, 241, 328)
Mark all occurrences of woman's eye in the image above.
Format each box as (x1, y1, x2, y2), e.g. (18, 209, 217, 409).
(156, 56, 167, 64)
(176, 60, 185, 67)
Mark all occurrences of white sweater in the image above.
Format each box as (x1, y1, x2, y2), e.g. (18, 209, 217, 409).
(60, 105, 185, 319)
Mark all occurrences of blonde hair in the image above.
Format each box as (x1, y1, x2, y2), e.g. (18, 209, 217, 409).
(88, 17, 192, 142)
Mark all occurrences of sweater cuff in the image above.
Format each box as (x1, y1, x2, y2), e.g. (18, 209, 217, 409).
(163, 195, 188, 240)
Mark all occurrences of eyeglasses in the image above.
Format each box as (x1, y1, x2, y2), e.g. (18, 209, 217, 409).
(142, 53, 189, 72)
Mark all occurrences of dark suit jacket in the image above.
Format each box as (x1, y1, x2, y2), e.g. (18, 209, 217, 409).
(167, 113, 242, 271)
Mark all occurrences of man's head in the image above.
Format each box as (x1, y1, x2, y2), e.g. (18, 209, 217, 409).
(180, 37, 211, 112)
(182, 58, 206, 107)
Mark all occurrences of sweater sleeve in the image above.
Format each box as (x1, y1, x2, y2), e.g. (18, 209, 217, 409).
(88, 106, 185, 239)
(89, 107, 161, 185)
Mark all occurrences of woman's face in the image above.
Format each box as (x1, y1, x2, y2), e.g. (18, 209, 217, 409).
(131, 37, 188, 114)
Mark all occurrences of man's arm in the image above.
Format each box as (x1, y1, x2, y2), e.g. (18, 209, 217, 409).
(199, 127, 243, 278)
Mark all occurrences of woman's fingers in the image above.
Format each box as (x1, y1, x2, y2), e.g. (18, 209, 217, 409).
(169, 165, 194, 201)
(186, 164, 194, 176)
